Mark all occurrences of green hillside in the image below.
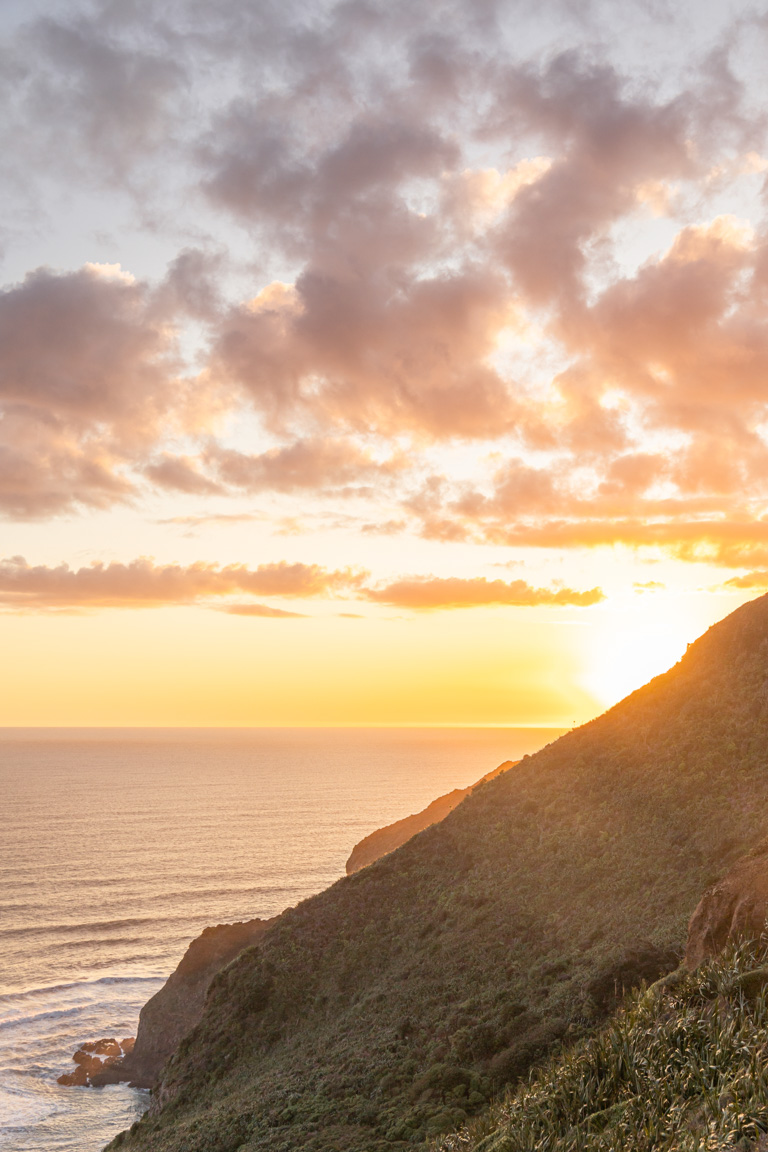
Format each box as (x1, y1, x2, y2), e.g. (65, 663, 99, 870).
(110, 593, 768, 1152)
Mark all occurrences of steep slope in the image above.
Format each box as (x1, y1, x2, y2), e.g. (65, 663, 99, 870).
(111, 593, 768, 1152)
(346, 762, 517, 873)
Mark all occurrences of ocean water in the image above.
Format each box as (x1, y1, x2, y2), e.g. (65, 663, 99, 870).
(0, 727, 565, 1151)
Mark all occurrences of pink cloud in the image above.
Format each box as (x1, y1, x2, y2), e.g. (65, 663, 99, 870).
(0, 264, 218, 517)
(0, 556, 366, 610)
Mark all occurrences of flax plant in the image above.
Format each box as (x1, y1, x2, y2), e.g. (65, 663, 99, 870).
(434, 942, 768, 1152)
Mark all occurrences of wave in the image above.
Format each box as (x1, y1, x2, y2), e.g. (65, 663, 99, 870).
(0, 974, 164, 1006)
(0, 910, 215, 941)
(46, 936, 151, 953)
(0, 1006, 100, 1033)
(0, 1082, 64, 1131)
(1, 885, 300, 928)
(0, 918, 156, 940)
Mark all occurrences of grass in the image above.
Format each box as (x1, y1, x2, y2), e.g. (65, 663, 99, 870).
(434, 943, 768, 1152)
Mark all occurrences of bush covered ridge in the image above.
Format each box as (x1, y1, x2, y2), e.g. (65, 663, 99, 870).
(433, 943, 768, 1152)
(109, 594, 768, 1151)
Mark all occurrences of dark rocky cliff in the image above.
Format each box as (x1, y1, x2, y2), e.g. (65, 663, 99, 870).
(109, 593, 768, 1152)
(686, 841, 768, 968)
(96, 918, 275, 1088)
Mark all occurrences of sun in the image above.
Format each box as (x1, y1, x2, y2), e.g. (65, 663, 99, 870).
(579, 593, 702, 710)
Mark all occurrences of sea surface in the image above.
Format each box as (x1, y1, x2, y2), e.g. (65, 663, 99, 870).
(0, 726, 565, 1151)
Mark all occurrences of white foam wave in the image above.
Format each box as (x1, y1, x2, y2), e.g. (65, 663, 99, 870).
(0, 1081, 63, 1131)
(0, 974, 163, 1005)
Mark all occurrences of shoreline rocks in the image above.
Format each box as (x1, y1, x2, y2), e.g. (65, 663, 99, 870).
(57, 1038, 135, 1087)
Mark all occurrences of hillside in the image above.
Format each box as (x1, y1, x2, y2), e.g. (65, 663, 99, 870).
(109, 593, 768, 1152)
(346, 761, 517, 874)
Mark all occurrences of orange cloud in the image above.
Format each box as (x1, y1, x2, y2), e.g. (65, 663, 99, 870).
(364, 575, 603, 610)
(211, 266, 518, 440)
(722, 571, 768, 590)
(0, 556, 605, 615)
(219, 603, 306, 617)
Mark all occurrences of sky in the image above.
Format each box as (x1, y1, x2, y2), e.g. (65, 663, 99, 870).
(1, 0, 768, 726)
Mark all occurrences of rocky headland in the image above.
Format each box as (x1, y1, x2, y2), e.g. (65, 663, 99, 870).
(63, 757, 510, 1094)
(84, 918, 276, 1089)
(95, 591, 768, 1151)
(106, 591, 768, 1151)
(345, 760, 516, 874)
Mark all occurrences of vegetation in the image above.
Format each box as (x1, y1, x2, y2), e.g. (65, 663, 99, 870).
(109, 594, 768, 1151)
(434, 942, 768, 1152)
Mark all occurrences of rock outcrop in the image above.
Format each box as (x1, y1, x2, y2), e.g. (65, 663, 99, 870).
(91, 918, 276, 1088)
(685, 841, 768, 968)
(57, 1037, 134, 1086)
(345, 760, 517, 874)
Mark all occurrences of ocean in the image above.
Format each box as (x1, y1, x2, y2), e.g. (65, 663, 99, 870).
(0, 727, 565, 1151)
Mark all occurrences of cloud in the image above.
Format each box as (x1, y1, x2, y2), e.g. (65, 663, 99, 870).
(154, 513, 261, 527)
(722, 571, 768, 590)
(1, 0, 768, 581)
(4, 9, 186, 185)
(144, 455, 225, 495)
(219, 603, 307, 617)
(491, 52, 695, 307)
(0, 556, 366, 610)
(211, 266, 519, 439)
(364, 575, 604, 609)
(0, 554, 604, 615)
(0, 263, 218, 518)
(208, 438, 404, 494)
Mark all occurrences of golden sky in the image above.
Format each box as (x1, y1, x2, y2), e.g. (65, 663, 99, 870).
(0, 0, 765, 725)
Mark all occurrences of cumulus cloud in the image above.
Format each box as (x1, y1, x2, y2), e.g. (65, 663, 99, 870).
(208, 438, 404, 494)
(1, 0, 768, 581)
(0, 263, 220, 517)
(210, 267, 519, 439)
(364, 575, 604, 609)
(491, 52, 695, 307)
(0, 556, 366, 610)
(0, 555, 605, 614)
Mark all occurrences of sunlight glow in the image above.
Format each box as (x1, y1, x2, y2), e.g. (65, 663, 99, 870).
(579, 594, 702, 709)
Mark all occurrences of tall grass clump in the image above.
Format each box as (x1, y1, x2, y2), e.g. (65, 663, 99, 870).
(434, 942, 768, 1152)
